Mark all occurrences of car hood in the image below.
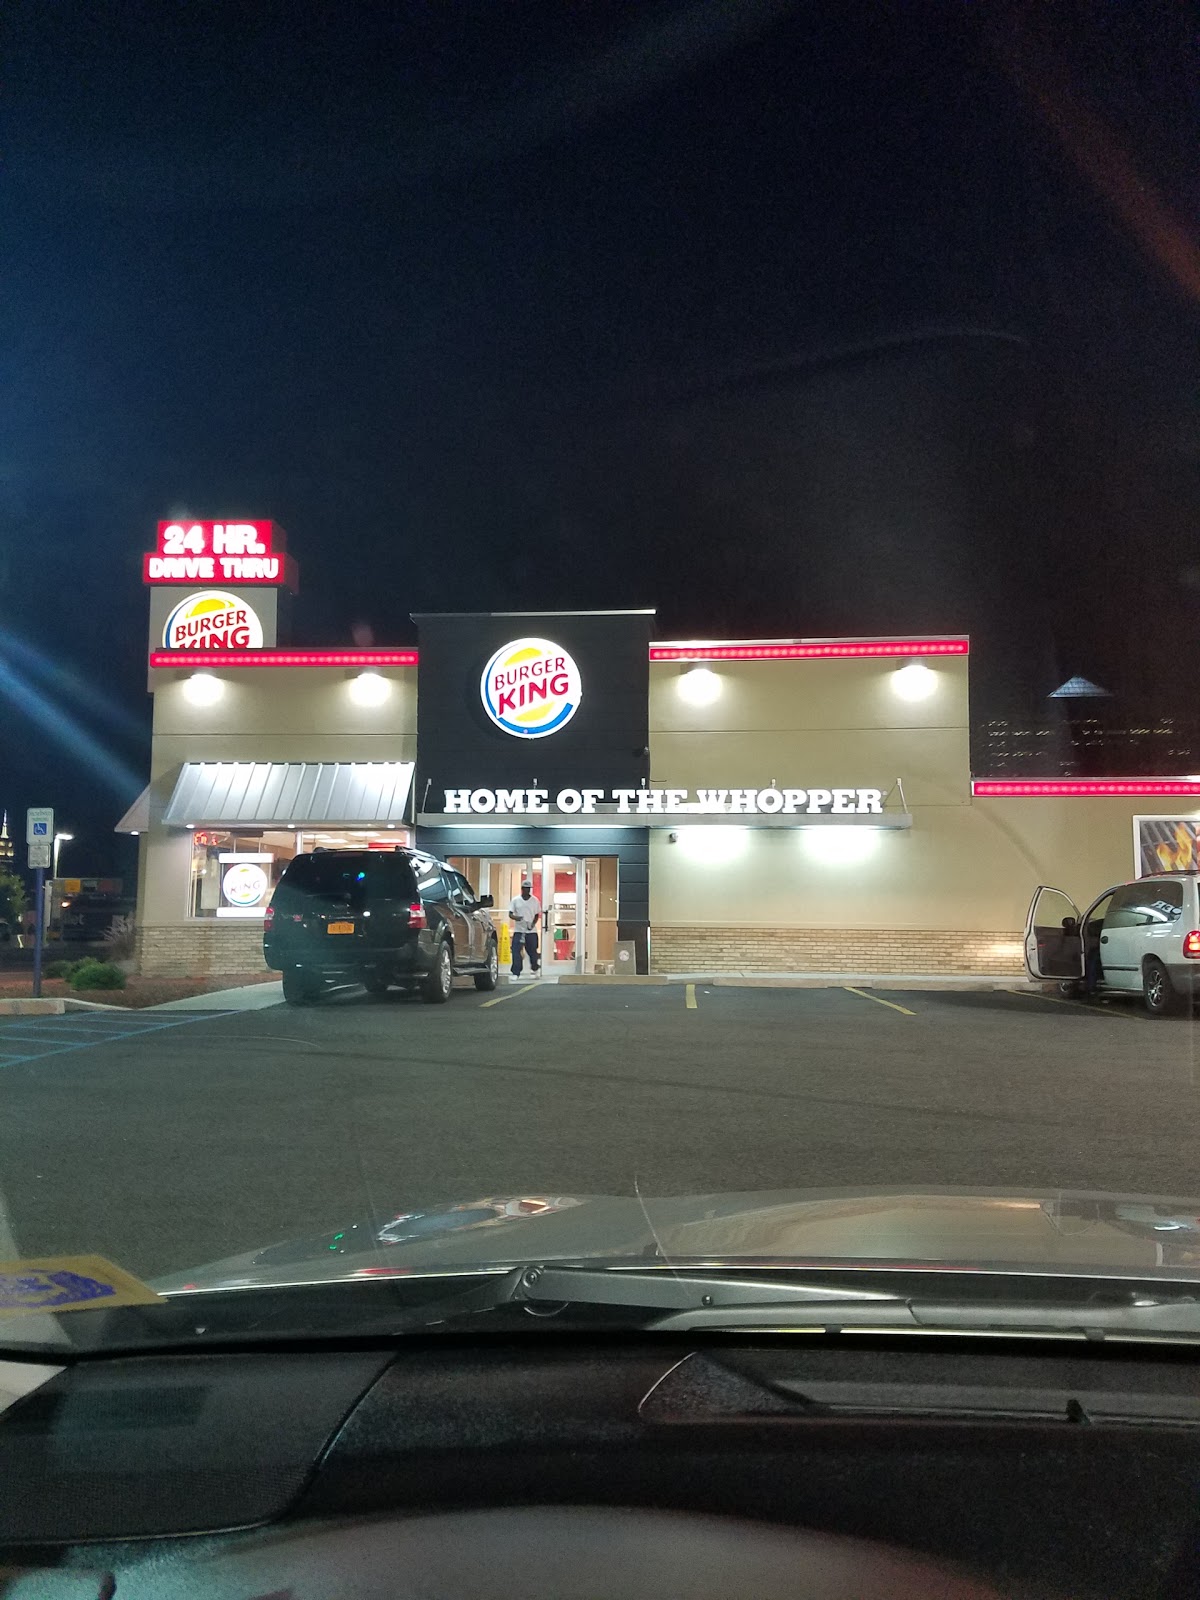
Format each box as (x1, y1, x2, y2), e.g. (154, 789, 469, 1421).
(155, 1185, 1200, 1294)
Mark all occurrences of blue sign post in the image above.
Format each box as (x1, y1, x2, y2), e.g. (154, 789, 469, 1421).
(26, 809, 53, 1000)
(31, 864, 45, 998)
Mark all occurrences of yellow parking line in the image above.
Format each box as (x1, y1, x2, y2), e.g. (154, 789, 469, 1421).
(1010, 988, 1137, 1019)
(685, 983, 698, 1009)
(480, 982, 542, 1010)
(843, 986, 916, 1016)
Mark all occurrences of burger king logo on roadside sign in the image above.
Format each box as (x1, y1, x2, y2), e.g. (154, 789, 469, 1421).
(162, 590, 265, 650)
(480, 637, 582, 739)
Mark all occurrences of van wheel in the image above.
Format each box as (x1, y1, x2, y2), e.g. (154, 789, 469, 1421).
(421, 942, 454, 1004)
(282, 968, 319, 1006)
(474, 941, 499, 991)
(1143, 959, 1179, 1016)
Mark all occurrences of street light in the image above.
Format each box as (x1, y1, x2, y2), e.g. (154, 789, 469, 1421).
(53, 832, 74, 878)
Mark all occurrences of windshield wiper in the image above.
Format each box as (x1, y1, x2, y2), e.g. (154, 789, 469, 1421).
(493, 1264, 1200, 1340)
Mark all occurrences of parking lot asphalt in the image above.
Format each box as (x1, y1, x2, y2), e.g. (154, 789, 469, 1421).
(1, 980, 1198, 1282)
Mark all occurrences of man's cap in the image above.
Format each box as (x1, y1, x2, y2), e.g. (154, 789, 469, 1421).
(521, 877, 533, 887)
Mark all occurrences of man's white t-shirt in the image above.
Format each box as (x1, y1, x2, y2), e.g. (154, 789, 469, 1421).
(508, 893, 542, 933)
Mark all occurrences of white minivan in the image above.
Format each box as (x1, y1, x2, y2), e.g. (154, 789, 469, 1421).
(1024, 874, 1200, 1014)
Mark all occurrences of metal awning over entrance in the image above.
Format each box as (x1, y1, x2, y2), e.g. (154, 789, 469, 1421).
(160, 762, 415, 828)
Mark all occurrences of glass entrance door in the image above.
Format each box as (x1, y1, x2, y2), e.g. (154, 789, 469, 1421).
(474, 855, 597, 974)
(543, 856, 586, 974)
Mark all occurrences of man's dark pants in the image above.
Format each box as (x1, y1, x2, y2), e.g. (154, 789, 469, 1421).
(512, 930, 540, 975)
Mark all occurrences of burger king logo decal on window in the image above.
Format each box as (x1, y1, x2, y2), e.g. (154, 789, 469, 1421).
(221, 862, 269, 907)
(163, 590, 265, 650)
(480, 637, 582, 739)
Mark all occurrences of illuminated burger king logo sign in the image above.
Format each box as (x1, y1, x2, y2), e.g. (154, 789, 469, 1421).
(162, 590, 264, 651)
(480, 637, 582, 739)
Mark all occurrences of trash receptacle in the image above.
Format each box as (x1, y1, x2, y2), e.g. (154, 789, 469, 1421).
(614, 939, 637, 974)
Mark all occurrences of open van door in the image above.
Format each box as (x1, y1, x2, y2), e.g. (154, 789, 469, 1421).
(1024, 886, 1084, 980)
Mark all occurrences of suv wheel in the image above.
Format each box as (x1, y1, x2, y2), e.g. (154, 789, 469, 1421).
(282, 967, 319, 1006)
(1143, 958, 1178, 1016)
(421, 941, 454, 1004)
(474, 940, 499, 991)
(363, 970, 391, 996)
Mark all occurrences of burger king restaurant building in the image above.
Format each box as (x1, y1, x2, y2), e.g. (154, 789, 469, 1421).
(123, 528, 1200, 977)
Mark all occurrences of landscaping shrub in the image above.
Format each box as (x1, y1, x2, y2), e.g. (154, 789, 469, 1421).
(68, 960, 127, 991)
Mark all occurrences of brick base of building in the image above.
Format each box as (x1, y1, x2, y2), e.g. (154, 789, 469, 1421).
(650, 926, 1024, 976)
(136, 924, 270, 978)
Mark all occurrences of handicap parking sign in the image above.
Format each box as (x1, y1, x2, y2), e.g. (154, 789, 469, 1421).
(26, 808, 53, 845)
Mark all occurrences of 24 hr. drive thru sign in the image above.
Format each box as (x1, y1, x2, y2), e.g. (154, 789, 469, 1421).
(142, 522, 299, 590)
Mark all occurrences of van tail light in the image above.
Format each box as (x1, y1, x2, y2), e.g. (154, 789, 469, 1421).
(407, 901, 427, 930)
(1184, 930, 1200, 959)
(264, 905, 275, 929)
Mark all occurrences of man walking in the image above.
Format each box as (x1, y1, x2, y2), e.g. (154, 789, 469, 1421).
(508, 876, 542, 978)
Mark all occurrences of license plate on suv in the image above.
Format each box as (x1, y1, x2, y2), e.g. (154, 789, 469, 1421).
(326, 921, 355, 935)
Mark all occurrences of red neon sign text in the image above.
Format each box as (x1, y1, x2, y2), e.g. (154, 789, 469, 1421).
(143, 521, 299, 589)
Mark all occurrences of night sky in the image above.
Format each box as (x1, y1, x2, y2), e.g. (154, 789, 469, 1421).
(4, 0, 1199, 876)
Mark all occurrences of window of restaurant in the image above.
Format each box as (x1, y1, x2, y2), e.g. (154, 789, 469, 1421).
(188, 827, 414, 918)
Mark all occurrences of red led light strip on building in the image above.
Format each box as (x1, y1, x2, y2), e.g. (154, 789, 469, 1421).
(151, 639, 970, 668)
(649, 639, 969, 662)
(149, 649, 419, 669)
(972, 779, 1200, 797)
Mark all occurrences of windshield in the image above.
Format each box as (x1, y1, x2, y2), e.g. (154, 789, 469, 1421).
(5, 3, 1200, 1350)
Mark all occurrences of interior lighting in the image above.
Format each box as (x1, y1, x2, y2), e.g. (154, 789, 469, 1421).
(182, 672, 223, 706)
(347, 671, 391, 707)
(677, 667, 722, 706)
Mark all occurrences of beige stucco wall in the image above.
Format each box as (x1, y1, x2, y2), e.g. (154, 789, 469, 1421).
(139, 665, 418, 940)
(148, 665, 417, 780)
(649, 654, 970, 804)
(648, 655, 1194, 936)
(648, 799, 1184, 935)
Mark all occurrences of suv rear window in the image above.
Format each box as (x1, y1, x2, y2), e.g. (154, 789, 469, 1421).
(277, 852, 419, 907)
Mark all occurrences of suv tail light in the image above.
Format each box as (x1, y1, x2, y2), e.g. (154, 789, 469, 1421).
(407, 900, 427, 930)
(263, 904, 275, 929)
(1184, 930, 1200, 959)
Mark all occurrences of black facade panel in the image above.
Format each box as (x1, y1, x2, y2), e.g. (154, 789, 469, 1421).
(412, 611, 652, 812)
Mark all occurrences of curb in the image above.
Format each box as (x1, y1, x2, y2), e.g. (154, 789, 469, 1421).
(658, 973, 1030, 991)
(556, 974, 665, 986)
(0, 997, 138, 1015)
(552, 973, 1031, 991)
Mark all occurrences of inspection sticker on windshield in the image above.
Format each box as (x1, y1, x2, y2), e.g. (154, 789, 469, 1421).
(0, 1256, 163, 1317)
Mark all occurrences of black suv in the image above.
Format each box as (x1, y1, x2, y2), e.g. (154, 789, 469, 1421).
(264, 849, 498, 1005)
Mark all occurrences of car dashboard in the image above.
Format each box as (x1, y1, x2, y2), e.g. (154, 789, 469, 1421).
(3, 1330, 1200, 1598)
